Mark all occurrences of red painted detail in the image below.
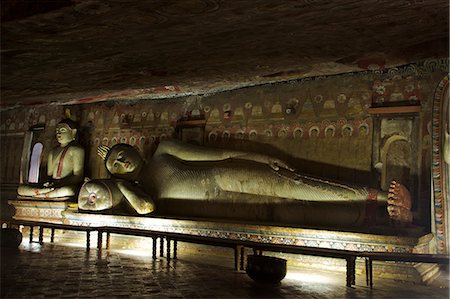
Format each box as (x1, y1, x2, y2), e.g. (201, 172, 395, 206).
(56, 146, 70, 178)
(365, 189, 378, 225)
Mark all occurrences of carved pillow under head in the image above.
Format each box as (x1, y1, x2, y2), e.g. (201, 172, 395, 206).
(78, 180, 124, 212)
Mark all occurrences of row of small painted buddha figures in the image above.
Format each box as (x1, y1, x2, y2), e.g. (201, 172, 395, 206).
(17, 119, 413, 228)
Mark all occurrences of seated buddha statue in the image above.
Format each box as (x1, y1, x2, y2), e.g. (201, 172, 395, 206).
(17, 119, 85, 200)
(78, 139, 412, 227)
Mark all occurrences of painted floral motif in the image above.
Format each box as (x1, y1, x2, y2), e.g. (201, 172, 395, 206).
(373, 81, 386, 95)
(337, 93, 347, 103)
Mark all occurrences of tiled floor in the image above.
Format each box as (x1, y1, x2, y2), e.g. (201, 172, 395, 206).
(1, 230, 449, 298)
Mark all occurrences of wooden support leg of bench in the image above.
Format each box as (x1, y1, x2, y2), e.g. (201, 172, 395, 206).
(38, 226, 44, 245)
(346, 256, 356, 287)
(240, 246, 246, 271)
(106, 232, 111, 250)
(365, 257, 374, 288)
(166, 239, 171, 261)
(50, 228, 55, 243)
(86, 231, 91, 251)
(97, 230, 103, 257)
(152, 237, 157, 260)
(160, 237, 164, 257)
(173, 240, 178, 259)
(234, 246, 240, 271)
(365, 257, 369, 286)
(29, 226, 33, 243)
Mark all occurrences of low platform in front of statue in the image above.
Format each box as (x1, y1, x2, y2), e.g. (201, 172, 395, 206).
(5, 199, 442, 285)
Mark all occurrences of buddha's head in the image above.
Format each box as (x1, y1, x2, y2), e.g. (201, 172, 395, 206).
(105, 143, 144, 180)
(56, 119, 78, 146)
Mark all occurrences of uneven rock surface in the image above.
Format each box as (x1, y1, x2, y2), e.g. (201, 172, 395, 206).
(1, 0, 448, 107)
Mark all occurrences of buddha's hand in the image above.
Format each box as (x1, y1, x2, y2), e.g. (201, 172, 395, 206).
(43, 181, 54, 188)
(38, 187, 55, 194)
(268, 158, 295, 172)
(97, 145, 111, 161)
(236, 152, 295, 172)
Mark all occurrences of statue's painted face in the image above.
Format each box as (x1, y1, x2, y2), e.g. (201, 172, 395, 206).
(106, 145, 143, 177)
(55, 123, 76, 145)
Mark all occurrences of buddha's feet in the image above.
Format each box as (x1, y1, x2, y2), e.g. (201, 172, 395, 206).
(387, 180, 413, 227)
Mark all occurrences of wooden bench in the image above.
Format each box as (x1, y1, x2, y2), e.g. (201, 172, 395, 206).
(4, 219, 448, 288)
(96, 226, 361, 287)
(361, 251, 450, 288)
(97, 226, 450, 288)
(96, 226, 247, 271)
(2, 219, 96, 250)
(246, 242, 361, 287)
(96, 227, 168, 261)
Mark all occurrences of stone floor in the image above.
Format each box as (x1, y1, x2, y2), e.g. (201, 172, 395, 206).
(1, 229, 449, 298)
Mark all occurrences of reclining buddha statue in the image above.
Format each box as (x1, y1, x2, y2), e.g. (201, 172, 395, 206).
(17, 119, 85, 200)
(78, 139, 412, 228)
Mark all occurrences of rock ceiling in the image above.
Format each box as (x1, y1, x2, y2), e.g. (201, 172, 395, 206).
(1, 0, 448, 108)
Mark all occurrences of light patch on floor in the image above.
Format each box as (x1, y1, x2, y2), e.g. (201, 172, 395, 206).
(285, 271, 334, 284)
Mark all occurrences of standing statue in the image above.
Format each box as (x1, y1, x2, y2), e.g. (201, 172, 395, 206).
(78, 139, 412, 227)
(17, 119, 85, 200)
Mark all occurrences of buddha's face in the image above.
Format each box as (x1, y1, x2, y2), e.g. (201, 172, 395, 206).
(55, 123, 76, 145)
(106, 144, 143, 178)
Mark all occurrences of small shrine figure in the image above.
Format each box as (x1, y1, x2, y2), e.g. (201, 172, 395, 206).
(17, 119, 85, 200)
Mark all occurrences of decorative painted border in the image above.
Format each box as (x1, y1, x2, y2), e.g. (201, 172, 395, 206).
(2, 59, 448, 111)
(431, 75, 449, 254)
(9, 200, 70, 224)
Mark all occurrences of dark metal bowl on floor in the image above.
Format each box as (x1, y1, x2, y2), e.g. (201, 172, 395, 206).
(246, 255, 287, 284)
(1, 228, 22, 248)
